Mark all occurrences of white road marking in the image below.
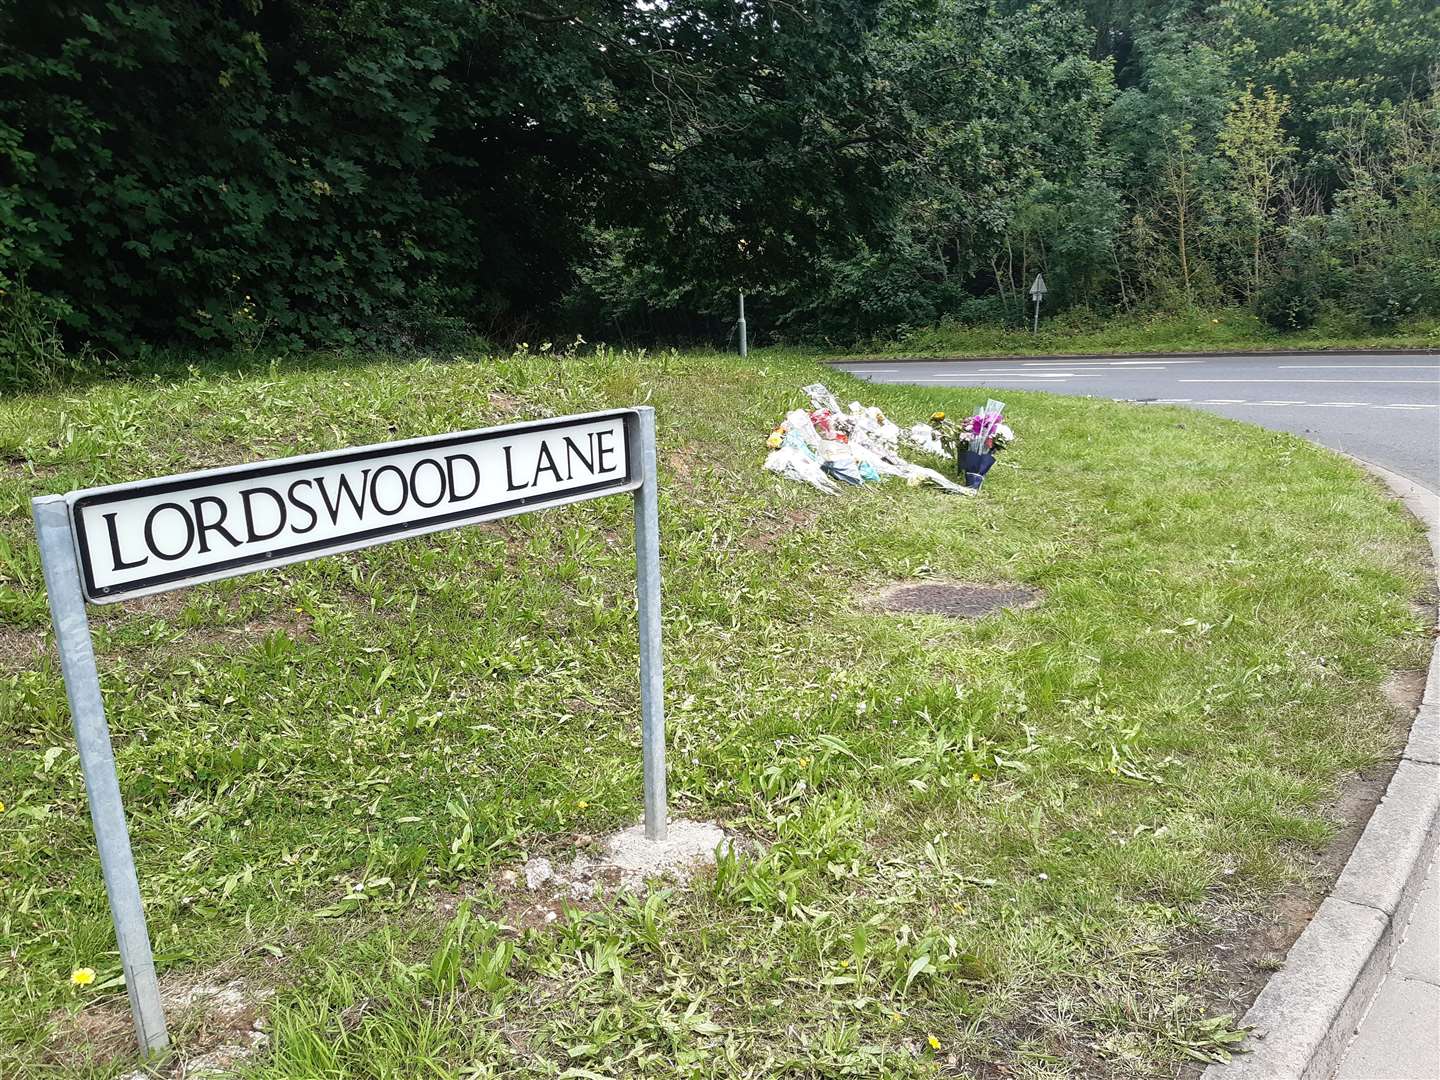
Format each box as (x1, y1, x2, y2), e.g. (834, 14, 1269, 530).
(942, 370, 1080, 375)
(1373, 403, 1437, 409)
(1278, 364, 1438, 370)
(1017, 359, 1202, 367)
(1155, 398, 1192, 402)
(1178, 378, 1435, 384)
(1259, 400, 1307, 405)
(911, 377, 1097, 383)
(1198, 399, 1247, 404)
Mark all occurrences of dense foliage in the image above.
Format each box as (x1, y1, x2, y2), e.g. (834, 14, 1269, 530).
(2, 0, 1437, 382)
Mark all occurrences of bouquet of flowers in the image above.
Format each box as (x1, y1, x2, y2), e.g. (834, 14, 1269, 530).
(933, 399, 1014, 489)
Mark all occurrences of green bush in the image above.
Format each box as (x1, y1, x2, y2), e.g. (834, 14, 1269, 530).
(0, 280, 104, 391)
(1257, 274, 1324, 331)
(950, 295, 1027, 328)
(1351, 257, 1439, 329)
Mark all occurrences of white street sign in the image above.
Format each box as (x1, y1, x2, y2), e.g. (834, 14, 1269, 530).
(33, 405, 670, 1057)
(1029, 273, 1048, 301)
(67, 410, 640, 603)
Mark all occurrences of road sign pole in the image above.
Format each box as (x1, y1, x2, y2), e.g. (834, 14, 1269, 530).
(31, 496, 168, 1057)
(738, 291, 748, 358)
(1028, 273, 1047, 333)
(632, 408, 668, 841)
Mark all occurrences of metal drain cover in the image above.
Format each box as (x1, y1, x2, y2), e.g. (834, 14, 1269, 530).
(875, 582, 1040, 618)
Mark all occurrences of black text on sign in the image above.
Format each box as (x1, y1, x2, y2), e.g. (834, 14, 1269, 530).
(68, 410, 639, 602)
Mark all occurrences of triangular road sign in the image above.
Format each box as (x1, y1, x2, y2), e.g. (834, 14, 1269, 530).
(1029, 273, 1048, 301)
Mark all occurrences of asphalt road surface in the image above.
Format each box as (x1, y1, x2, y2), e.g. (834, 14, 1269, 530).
(831, 352, 1440, 490)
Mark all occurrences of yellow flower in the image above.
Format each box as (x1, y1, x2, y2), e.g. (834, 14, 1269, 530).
(577, 800, 589, 809)
(0, 799, 6, 813)
(969, 773, 981, 783)
(890, 1010, 903, 1022)
(927, 1034, 941, 1051)
(69, 968, 96, 987)
(797, 757, 810, 768)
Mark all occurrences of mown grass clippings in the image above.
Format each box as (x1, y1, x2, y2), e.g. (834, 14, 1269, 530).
(0, 346, 1430, 1078)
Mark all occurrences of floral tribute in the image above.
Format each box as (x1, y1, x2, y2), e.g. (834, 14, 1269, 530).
(760, 383, 974, 497)
(934, 399, 1014, 489)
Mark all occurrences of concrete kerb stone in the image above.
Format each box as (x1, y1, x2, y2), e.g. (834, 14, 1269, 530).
(1361, 458, 1440, 773)
(1203, 460, 1440, 1080)
(1204, 898, 1389, 1080)
(1333, 973, 1440, 1080)
(1411, 666, 1440, 767)
(1331, 761, 1440, 921)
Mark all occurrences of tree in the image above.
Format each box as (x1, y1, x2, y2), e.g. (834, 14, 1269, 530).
(1217, 85, 1296, 298)
(1214, 0, 1440, 178)
(1157, 122, 1204, 304)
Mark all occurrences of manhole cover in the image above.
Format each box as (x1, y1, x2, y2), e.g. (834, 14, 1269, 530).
(874, 582, 1040, 619)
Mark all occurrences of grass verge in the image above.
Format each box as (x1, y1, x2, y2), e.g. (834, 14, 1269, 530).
(0, 347, 1431, 1078)
(842, 309, 1440, 358)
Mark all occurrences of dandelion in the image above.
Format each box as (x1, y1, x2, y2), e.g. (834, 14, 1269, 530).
(69, 968, 96, 987)
(0, 799, 6, 813)
(797, 757, 810, 768)
(577, 800, 589, 809)
(927, 1034, 941, 1051)
(969, 773, 981, 783)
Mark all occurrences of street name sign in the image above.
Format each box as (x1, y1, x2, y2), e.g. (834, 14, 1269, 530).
(32, 406, 669, 1058)
(71, 411, 638, 602)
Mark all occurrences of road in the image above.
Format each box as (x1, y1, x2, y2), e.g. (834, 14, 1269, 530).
(831, 352, 1440, 490)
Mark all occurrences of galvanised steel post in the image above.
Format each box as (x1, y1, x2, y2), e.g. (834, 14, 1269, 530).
(31, 496, 169, 1056)
(632, 408, 668, 840)
(738, 291, 748, 358)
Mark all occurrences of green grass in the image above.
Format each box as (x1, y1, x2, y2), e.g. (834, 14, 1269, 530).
(0, 346, 1430, 1079)
(846, 308, 1440, 358)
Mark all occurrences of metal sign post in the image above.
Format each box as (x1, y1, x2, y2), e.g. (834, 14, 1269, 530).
(32, 498, 169, 1056)
(737, 291, 748, 358)
(633, 408, 667, 841)
(32, 406, 668, 1054)
(1029, 273, 1047, 333)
